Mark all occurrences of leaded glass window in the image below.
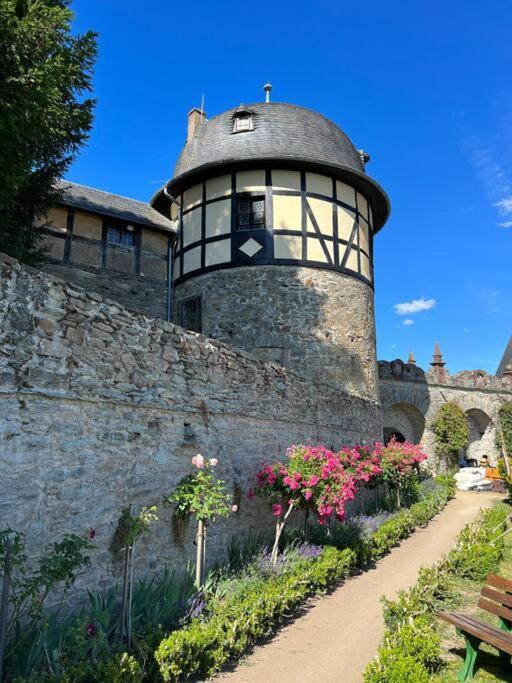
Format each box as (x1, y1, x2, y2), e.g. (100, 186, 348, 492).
(107, 224, 135, 247)
(176, 296, 202, 333)
(236, 196, 265, 230)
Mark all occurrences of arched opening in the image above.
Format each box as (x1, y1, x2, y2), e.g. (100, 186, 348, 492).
(383, 403, 426, 444)
(465, 408, 493, 465)
(384, 430, 406, 444)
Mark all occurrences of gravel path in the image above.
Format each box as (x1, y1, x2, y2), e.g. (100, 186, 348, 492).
(216, 490, 502, 683)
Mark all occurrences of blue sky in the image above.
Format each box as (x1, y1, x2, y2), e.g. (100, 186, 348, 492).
(70, 0, 511, 374)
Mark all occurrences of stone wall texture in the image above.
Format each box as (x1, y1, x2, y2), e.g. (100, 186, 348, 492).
(174, 265, 379, 401)
(0, 254, 381, 594)
(42, 262, 168, 321)
(379, 359, 512, 465)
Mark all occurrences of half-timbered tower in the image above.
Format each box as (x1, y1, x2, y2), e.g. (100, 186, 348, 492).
(152, 93, 390, 400)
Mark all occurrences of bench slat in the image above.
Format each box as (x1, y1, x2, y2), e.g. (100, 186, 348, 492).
(478, 597, 512, 624)
(481, 586, 512, 610)
(439, 612, 512, 655)
(487, 574, 512, 593)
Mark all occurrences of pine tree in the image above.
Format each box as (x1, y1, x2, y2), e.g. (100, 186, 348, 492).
(0, 0, 97, 264)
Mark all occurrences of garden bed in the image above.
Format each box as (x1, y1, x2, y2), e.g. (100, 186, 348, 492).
(156, 479, 454, 681)
(363, 502, 510, 683)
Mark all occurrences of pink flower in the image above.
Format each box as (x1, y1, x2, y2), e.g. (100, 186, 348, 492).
(231, 504, 238, 512)
(247, 488, 255, 500)
(86, 622, 97, 638)
(304, 489, 313, 501)
(88, 528, 95, 540)
(272, 503, 283, 517)
(209, 458, 218, 466)
(191, 454, 205, 469)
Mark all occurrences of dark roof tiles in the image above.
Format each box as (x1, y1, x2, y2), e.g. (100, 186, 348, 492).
(57, 181, 175, 232)
(174, 102, 364, 177)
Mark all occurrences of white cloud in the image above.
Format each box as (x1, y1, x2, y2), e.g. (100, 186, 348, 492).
(403, 319, 414, 326)
(494, 196, 512, 214)
(464, 328, 470, 333)
(394, 297, 437, 316)
(499, 220, 512, 228)
(389, 344, 396, 349)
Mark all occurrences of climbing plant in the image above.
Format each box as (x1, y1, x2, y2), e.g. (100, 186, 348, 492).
(431, 402, 469, 469)
(496, 403, 512, 497)
(496, 403, 512, 459)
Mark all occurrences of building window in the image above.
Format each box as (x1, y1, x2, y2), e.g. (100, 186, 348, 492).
(107, 224, 135, 247)
(233, 113, 253, 132)
(236, 196, 265, 230)
(176, 295, 202, 333)
(232, 108, 254, 133)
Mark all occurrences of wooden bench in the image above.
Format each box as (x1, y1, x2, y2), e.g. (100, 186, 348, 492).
(440, 574, 512, 681)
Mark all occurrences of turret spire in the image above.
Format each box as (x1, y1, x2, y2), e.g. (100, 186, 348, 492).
(407, 351, 416, 365)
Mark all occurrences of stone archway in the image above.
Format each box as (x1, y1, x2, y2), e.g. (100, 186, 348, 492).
(465, 408, 493, 464)
(383, 403, 426, 444)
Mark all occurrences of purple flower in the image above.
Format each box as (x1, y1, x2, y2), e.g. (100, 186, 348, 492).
(86, 622, 97, 638)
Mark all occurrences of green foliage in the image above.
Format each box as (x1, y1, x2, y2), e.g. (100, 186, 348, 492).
(0, 0, 97, 264)
(446, 506, 507, 581)
(155, 547, 356, 681)
(363, 504, 509, 682)
(165, 459, 231, 524)
(110, 506, 158, 559)
(0, 530, 94, 678)
(496, 402, 512, 458)
(431, 403, 469, 468)
(364, 647, 431, 683)
(155, 481, 454, 681)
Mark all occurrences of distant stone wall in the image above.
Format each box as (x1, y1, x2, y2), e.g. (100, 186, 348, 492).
(378, 360, 512, 465)
(0, 254, 381, 595)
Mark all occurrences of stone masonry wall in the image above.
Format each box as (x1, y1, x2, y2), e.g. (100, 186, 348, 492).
(42, 261, 168, 321)
(175, 265, 380, 402)
(379, 359, 512, 465)
(0, 254, 381, 596)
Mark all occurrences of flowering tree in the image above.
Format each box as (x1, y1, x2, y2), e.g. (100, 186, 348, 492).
(165, 455, 236, 587)
(254, 445, 383, 563)
(373, 438, 427, 508)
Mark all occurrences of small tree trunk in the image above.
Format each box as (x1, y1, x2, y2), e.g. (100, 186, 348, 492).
(126, 542, 135, 650)
(304, 508, 311, 539)
(270, 503, 294, 565)
(195, 520, 205, 588)
(396, 486, 401, 510)
(0, 538, 12, 682)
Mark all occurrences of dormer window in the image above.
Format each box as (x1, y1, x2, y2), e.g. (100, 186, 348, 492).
(232, 106, 254, 133)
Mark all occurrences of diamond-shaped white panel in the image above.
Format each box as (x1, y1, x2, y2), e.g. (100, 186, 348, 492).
(239, 238, 263, 258)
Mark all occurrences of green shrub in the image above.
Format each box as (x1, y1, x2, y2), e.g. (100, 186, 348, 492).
(446, 506, 507, 581)
(365, 618, 443, 682)
(156, 481, 454, 681)
(364, 649, 431, 683)
(431, 402, 469, 469)
(364, 503, 509, 682)
(382, 566, 458, 631)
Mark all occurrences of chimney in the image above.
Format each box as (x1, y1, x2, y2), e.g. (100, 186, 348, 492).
(187, 107, 206, 144)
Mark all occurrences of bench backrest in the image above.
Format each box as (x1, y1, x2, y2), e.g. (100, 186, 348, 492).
(478, 574, 512, 626)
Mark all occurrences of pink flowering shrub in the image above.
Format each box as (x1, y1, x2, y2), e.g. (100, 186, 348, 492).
(374, 438, 427, 508)
(254, 440, 427, 563)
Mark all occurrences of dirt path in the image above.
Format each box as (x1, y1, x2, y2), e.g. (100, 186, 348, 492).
(216, 491, 502, 683)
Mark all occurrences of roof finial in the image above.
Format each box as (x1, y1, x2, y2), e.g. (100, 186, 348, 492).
(431, 342, 445, 368)
(408, 351, 416, 366)
(263, 82, 272, 103)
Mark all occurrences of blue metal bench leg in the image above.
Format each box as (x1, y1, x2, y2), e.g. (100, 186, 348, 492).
(456, 629, 481, 682)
